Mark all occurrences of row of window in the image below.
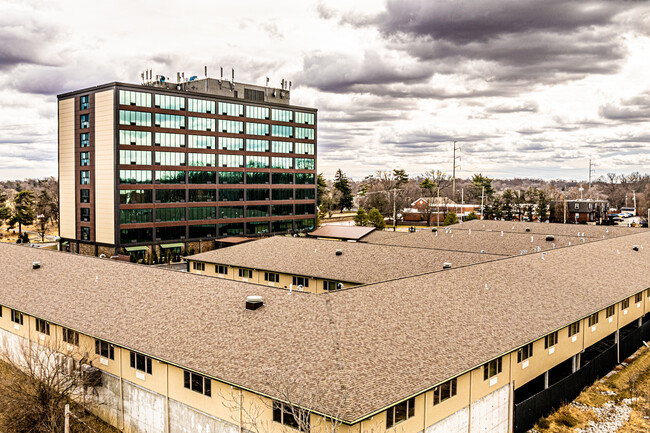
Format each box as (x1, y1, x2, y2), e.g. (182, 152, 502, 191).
(120, 204, 313, 222)
(120, 189, 315, 205)
(119, 187, 313, 204)
(119, 151, 314, 170)
(118, 171, 315, 185)
(118, 132, 314, 154)
(118, 90, 315, 124)
(119, 218, 315, 242)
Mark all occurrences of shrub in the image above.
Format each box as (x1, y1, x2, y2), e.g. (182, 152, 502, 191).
(443, 212, 459, 226)
(465, 211, 478, 221)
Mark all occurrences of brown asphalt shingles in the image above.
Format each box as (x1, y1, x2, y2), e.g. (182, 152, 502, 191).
(187, 236, 500, 284)
(455, 219, 641, 238)
(1, 232, 650, 422)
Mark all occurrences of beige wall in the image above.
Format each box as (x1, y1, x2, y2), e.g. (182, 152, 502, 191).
(58, 98, 76, 239)
(94, 90, 115, 245)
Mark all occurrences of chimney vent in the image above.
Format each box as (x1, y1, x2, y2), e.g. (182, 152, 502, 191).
(633, 245, 639, 251)
(546, 235, 554, 241)
(525, 227, 530, 232)
(443, 262, 452, 269)
(32, 262, 40, 269)
(246, 295, 263, 310)
(335, 249, 343, 256)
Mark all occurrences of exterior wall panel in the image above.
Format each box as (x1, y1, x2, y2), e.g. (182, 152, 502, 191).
(59, 98, 76, 239)
(94, 89, 116, 245)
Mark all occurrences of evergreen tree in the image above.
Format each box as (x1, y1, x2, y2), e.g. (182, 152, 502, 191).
(367, 208, 385, 229)
(333, 169, 353, 211)
(316, 173, 327, 205)
(443, 212, 459, 226)
(0, 192, 10, 226)
(354, 208, 368, 226)
(8, 190, 36, 239)
(465, 211, 478, 221)
(537, 189, 550, 222)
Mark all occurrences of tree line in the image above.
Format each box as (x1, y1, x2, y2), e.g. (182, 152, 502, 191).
(0, 177, 59, 242)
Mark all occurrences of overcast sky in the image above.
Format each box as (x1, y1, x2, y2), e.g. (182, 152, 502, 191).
(1, 0, 649, 181)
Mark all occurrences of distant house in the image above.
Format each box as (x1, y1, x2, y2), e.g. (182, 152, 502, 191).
(404, 197, 480, 224)
(551, 199, 609, 223)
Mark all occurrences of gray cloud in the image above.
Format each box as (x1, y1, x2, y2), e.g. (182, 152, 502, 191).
(599, 90, 650, 121)
(487, 100, 539, 114)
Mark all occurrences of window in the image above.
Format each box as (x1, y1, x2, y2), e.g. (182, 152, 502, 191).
(323, 281, 341, 291)
(156, 207, 185, 222)
(155, 113, 185, 129)
(218, 137, 243, 151)
(295, 127, 314, 140)
(271, 108, 293, 122)
(635, 293, 643, 303)
(622, 298, 630, 310)
(219, 206, 244, 219)
(273, 189, 293, 200)
(156, 225, 186, 241)
(193, 262, 206, 271)
(219, 154, 244, 168)
(247, 205, 269, 217)
(219, 222, 244, 236)
(296, 219, 314, 231)
(246, 122, 269, 136)
(483, 357, 502, 380)
(80, 95, 89, 110)
(95, 339, 114, 360)
(296, 203, 314, 215)
(295, 112, 315, 125)
(120, 130, 151, 146)
(155, 132, 184, 147)
(80, 133, 90, 147)
(432, 378, 457, 405)
(35, 318, 50, 335)
(189, 189, 216, 202)
(155, 151, 185, 166)
(273, 172, 293, 184)
(385, 397, 415, 429)
(272, 204, 293, 216)
(188, 116, 216, 131)
(265, 272, 280, 282)
(568, 321, 580, 337)
(544, 331, 558, 349)
(218, 102, 243, 117)
(80, 114, 89, 128)
(219, 171, 244, 184)
(121, 228, 153, 244)
(218, 119, 244, 133)
(292, 276, 309, 288)
(184, 370, 211, 396)
(246, 139, 270, 152)
(120, 189, 152, 204)
(81, 208, 90, 222)
(119, 110, 151, 127)
(295, 189, 315, 200)
(588, 313, 599, 327)
(239, 268, 253, 279)
(295, 158, 315, 170)
(119, 90, 151, 107)
(80, 189, 90, 203)
(120, 208, 152, 224)
(219, 189, 244, 202)
(11, 309, 23, 325)
(244, 88, 264, 101)
(188, 207, 216, 220)
(80, 170, 90, 185)
(606, 306, 616, 317)
(246, 105, 269, 119)
(155, 94, 185, 110)
(188, 170, 216, 184)
(273, 401, 308, 431)
(62, 328, 79, 346)
(188, 135, 215, 149)
(188, 224, 214, 239)
(188, 98, 215, 114)
(216, 265, 228, 275)
(271, 124, 293, 137)
(130, 351, 153, 374)
(81, 226, 90, 241)
(271, 157, 292, 169)
(272, 141, 293, 154)
(247, 189, 270, 201)
(246, 172, 269, 184)
(188, 153, 215, 167)
(517, 343, 533, 362)
(294, 142, 314, 155)
(120, 150, 151, 165)
(246, 156, 269, 168)
(155, 170, 186, 184)
(295, 173, 315, 185)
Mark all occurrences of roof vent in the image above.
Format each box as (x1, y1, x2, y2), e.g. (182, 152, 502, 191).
(525, 227, 530, 232)
(335, 249, 343, 256)
(633, 245, 639, 251)
(443, 262, 452, 269)
(432, 228, 437, 232)
(32, 262, 40, 269)
(546, 235, 554, 241)
(246, 295, 263, 310)
(480, 250, 485, 254)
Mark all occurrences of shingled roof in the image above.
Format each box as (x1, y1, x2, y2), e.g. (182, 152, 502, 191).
(1, 232, 650, 423)
(187, 236, 500, 284)
(455, 219, 640, 238)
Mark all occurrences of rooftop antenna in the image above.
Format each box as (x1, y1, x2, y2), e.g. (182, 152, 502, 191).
(289, 80, 292, 91)
(204, 65, 208, 78)
(232, 68, 235, 82)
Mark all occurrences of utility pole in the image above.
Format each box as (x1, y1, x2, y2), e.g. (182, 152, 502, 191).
(480, 186, 485, 220)
(65, 404, 70, 433)
(452, 141, 461, 200)
(588, 159, 592, 192)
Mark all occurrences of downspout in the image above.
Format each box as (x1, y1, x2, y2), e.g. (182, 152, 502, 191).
(166, 363, 170, 433)
(239, 388, 243, 433)
(119, 348, 125, 430)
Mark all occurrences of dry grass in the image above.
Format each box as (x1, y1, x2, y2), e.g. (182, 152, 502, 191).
(0, 224, 58, 243)
(534, 346, 650, 432)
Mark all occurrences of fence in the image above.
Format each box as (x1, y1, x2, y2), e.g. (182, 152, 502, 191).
(513, 320, 650, 433)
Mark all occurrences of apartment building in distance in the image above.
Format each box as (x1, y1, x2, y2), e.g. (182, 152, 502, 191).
(58, 72, 317, 257)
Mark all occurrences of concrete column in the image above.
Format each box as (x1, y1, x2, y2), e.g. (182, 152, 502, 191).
(543, 371, 549, 389)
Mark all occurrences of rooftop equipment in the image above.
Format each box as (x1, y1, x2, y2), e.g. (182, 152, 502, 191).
(246, 295, 264, 310)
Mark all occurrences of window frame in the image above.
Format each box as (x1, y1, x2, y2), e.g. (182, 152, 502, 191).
(385, 396, 415, 429)
(517, 343, 533, 363)
(130, 351, 153, 375)
(483, 357, 502, 380)
(544, 331, 559, 349)
(568, 321, 580, 337)
(183, 370, 211, 396)
(95, 339, 115, 360)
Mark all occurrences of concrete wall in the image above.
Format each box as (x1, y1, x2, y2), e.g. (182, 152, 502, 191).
(59, 98, 76, 239)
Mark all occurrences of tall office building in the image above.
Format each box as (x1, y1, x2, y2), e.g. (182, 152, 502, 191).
(58, 74, 317, 257)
